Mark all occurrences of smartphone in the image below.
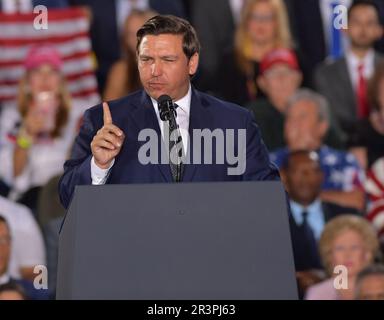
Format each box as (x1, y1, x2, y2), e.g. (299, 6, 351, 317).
(34, 91, 58, 133)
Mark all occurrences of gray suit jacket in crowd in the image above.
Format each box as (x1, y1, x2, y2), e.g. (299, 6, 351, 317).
(314, 52, 383, 137)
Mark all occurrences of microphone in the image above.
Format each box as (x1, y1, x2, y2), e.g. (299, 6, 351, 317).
(157, 94, 183, 182)
(157, 94, 176, 121)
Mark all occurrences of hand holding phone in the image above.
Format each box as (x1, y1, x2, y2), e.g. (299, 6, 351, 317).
(33, 91, 58, 133)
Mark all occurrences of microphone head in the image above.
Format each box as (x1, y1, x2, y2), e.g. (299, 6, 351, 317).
(157, 95, 173, 121)
(157, 94, 172, 104)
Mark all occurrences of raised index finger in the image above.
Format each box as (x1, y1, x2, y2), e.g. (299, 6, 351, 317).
(103, 102, 113, 125)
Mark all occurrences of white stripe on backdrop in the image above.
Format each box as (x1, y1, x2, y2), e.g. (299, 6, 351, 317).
(0, 7, 100, 105)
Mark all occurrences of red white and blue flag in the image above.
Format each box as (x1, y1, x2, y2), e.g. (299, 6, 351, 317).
(0, 7, 99, 105)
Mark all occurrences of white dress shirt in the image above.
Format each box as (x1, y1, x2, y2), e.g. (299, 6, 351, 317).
(289, 199, 325, 241)
(345, 49, 375, 90)
(91, 85, 192, 185)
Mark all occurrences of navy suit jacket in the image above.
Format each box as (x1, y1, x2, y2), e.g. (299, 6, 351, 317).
(59, 88, 280, 209)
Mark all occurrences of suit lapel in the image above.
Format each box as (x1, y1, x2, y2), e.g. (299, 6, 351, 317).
(128, 89, 213, 183)
(336, 58, 357, 118)
(129, 91, 173, 182)
(182, 89, 212, 182)
(321, 202, 332, 223)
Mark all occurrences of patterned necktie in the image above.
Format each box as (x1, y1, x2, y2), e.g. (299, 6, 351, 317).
(164, 104, 184, 182)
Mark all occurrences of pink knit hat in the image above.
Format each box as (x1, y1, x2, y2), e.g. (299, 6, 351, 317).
(24, 45, 63, 71)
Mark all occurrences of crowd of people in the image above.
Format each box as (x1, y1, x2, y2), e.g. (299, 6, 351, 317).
(1, 0, 384, 300)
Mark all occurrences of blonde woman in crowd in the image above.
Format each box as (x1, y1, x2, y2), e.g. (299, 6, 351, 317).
(0, 45, 87, 213)
(306, 215, 379, 300)
(215, 0, 304, 105)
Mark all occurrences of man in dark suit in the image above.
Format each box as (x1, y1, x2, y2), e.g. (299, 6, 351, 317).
(314, 0, 384, 137)
(281, 150, 359, 297)
(281, 150, 360, 272)
(286, 0, 384, 74)
(59, 15, 280, 209)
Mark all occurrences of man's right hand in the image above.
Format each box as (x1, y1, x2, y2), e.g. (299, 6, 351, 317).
(91, 102, 125, 169)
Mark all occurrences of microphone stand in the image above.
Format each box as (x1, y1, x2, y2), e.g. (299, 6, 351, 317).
(160, 100, 182, 182)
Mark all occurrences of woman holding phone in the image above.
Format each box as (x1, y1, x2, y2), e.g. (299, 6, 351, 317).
(0, 45, 88, 214)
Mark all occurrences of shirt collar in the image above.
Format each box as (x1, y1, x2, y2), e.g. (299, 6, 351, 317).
(150, 84, 192, 120)
(290, 199, 322, 224)
(346, 48, 375, 69)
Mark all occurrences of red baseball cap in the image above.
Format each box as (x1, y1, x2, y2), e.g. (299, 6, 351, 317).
(24, 44, 63, 71)
(260, 48, 299, 75)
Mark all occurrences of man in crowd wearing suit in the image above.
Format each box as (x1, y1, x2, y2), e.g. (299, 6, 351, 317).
(282, 150, 359, 272)
(286, 0, 384, 73)
(59, 15, 280, 209)
(281, 150, 359, 298)
(315, 0, 384, 138)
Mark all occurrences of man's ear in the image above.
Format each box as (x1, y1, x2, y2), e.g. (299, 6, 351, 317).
(375, 25, 384, 40)
(295, 72, 303, 87)
(318, 120, 329, 139)
(364, 250, 373, 265)
(188, 53, 199, 76)
(257, 76, 266, 91)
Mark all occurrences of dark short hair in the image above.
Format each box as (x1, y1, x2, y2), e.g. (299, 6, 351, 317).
(0, 281, 26, 299)
(357, 264, 384, 283)
(356, 263, 384, 297)
(348, 0, 380, 21)
(282, 150, 320, 171)
(136, 15, 200, 59)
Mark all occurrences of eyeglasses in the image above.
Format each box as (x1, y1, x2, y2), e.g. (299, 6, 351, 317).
(332, 244, 364, 254)
(248, 13, 276, 23)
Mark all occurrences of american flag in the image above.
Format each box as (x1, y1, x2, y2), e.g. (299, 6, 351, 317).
(365, 158, 384, 237)
(0, 7, 99, 105)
